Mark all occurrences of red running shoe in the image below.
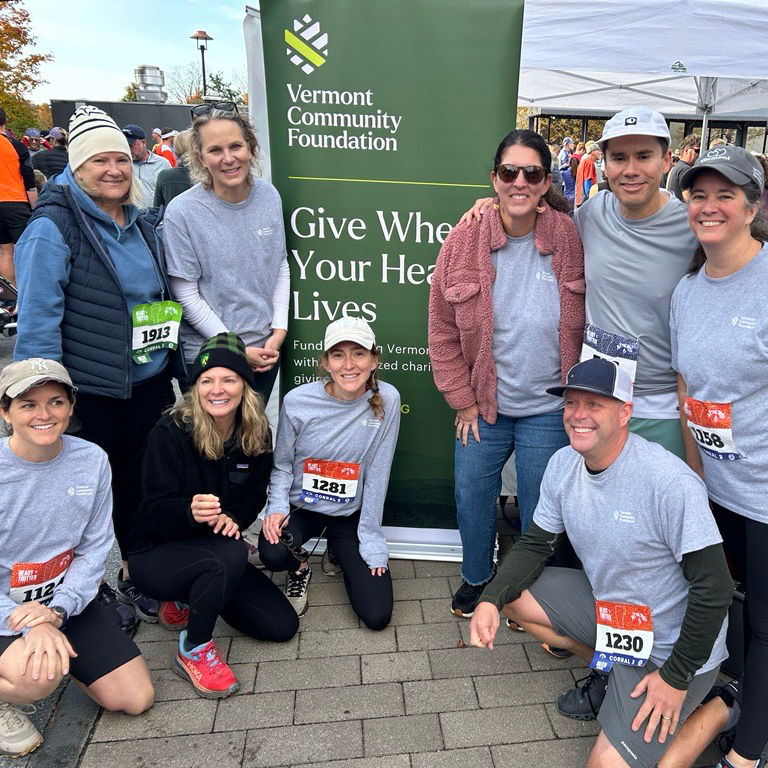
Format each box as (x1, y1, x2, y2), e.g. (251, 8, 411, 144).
(158, 601, 189, 630)
(173, 631, 240, 698)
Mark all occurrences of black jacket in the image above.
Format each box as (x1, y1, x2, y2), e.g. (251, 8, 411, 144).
(32, 146, 68, 178)
(129, 414, 273, 554)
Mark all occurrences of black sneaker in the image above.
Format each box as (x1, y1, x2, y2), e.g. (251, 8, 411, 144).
(542, 642, 574, 659)
(556, 670, 609, 720)
(451, 579, 491, 618)
(117, 569, 158, 623)
(97, 582, 137, 633)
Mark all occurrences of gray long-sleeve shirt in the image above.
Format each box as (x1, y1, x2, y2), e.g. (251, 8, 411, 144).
(0, 436, 114, 635)
(265, 380, 401, 569)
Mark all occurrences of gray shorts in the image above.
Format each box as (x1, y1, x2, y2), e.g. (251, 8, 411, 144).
(529, 567, 719, 767)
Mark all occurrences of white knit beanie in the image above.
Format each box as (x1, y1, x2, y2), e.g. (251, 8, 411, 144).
(67, 105, 130, 171)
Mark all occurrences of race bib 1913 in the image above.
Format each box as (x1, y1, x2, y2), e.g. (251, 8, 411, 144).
(9, 549, 74, 605)
(684, 397, 744, 461)
(580, 324, 639, 383)
(300, 459, 360, 505)
(131, 300, 182, 364)
(591, 600, 654, 672)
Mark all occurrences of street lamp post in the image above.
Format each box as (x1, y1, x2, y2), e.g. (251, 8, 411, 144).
(190, 30, 213, 97)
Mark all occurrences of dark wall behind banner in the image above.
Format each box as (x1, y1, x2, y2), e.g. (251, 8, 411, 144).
(260, 0, 524, 529)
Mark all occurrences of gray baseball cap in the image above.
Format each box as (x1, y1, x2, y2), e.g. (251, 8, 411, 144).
(597, 106, 670, 150)
(0, 359, 76, 400)
(680, 145, 765, 190)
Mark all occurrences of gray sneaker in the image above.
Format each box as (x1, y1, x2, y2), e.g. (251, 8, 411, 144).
(286, 565, 312, 617)
(321, 547, 342, 576)
(556, 671, 609, 720)
(0, 702, 42, 758)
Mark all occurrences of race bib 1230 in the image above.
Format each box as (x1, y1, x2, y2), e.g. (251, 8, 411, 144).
(591, 599, 654, 672)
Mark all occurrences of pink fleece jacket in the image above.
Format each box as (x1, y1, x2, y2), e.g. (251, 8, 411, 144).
(428, 201, 585, 425)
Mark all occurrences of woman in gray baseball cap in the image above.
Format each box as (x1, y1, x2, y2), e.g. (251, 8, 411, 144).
(670, 145, 768, 768)
(0, 359, 152, 758)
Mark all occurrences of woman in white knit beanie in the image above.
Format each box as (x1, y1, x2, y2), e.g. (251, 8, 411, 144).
(12, 105, 184, 634)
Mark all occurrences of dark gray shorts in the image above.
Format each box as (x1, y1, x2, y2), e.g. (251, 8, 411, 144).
(529, 567, 719, 767)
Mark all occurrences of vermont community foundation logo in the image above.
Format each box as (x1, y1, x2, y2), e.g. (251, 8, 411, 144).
(285, 15, 328, 75)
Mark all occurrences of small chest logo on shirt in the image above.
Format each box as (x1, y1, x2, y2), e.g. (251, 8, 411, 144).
(361, 418, 381, 429)
(236, 463, 249, 469)
(256, 227, 273, 237)
(613, 510, 635, 524)
(731, 315, 756, 329)
(535, 270, 554, 282)
(67, 485, 93, 497)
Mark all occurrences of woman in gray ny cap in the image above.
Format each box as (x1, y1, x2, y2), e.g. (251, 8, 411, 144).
(670, 145, 768, 768)
(0, 359, 152, 758)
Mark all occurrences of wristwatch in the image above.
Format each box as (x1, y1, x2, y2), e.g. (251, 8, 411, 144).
(50, 606, 68, 628)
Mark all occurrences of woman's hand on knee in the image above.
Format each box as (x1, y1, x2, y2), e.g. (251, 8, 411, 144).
(8, 601, 59, 632)
(262, 513, 287, 545)
(455, 404, 480, 446)
(20, 624, 77, 681)
(212, 513, 240, 539)
(191, 493, 221, 524)
(370, 567, 387, 577)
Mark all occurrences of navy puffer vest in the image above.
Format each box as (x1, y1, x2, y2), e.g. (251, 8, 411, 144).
(28, 185, 178, 398)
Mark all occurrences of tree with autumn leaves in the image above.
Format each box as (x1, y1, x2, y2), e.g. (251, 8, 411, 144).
(0, 0, 52, 136)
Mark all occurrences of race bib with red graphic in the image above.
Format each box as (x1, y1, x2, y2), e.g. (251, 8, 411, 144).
(684, 397, 743, 461)
(300, 459, 360, 504)
(9, 549, 74, 605)
(591, 599, 654, 672)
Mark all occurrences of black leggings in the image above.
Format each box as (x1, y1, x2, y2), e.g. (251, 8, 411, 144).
(258, 509, 393, 631)
(711, 501, 768, 761)
(75, 372, 174, 559)
(129, 536, 299, 647)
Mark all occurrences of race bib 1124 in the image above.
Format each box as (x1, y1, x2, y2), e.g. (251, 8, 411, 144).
(9, 549, 74, 605)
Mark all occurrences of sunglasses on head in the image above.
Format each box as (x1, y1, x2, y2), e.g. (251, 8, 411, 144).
(190, 101, 239, 119)
(495, 164, 547, 184)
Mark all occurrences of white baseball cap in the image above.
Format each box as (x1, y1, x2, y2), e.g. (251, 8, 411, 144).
(323, 316, 375, 351)
(597, 107, 670, 151)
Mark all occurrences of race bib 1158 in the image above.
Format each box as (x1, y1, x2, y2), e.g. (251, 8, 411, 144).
(684, 397, 743, 461)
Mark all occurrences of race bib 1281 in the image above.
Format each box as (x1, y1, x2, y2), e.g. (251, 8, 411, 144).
(300, 459, 360, 505)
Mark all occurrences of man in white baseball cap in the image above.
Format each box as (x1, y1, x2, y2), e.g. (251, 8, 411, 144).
(573, 105, 698, 460)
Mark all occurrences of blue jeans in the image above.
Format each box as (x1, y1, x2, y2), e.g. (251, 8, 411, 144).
(454, 410, 569, 585)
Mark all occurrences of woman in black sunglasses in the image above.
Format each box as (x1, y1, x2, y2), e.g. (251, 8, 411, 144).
(163, 106, 289, 404)
(428, 130, 585, 619)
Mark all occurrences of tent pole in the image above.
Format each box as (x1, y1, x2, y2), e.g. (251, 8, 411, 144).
(701, 110, 710, 148)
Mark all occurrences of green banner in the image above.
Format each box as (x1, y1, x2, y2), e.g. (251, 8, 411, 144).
(259, 0, 524, 529)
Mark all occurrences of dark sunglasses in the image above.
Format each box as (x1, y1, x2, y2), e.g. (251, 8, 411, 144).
(495, 164, 547, 184)
(190, 101, 239, 119)
(278, 526, 327, 564)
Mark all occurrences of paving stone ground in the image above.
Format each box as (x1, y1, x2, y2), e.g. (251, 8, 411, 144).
(0, 513, 729, 768)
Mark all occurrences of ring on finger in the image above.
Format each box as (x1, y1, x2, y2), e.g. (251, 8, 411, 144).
(661, 715, 671, 721)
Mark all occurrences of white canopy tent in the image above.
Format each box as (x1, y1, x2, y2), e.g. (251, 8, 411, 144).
(518, 0, 768, 142)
